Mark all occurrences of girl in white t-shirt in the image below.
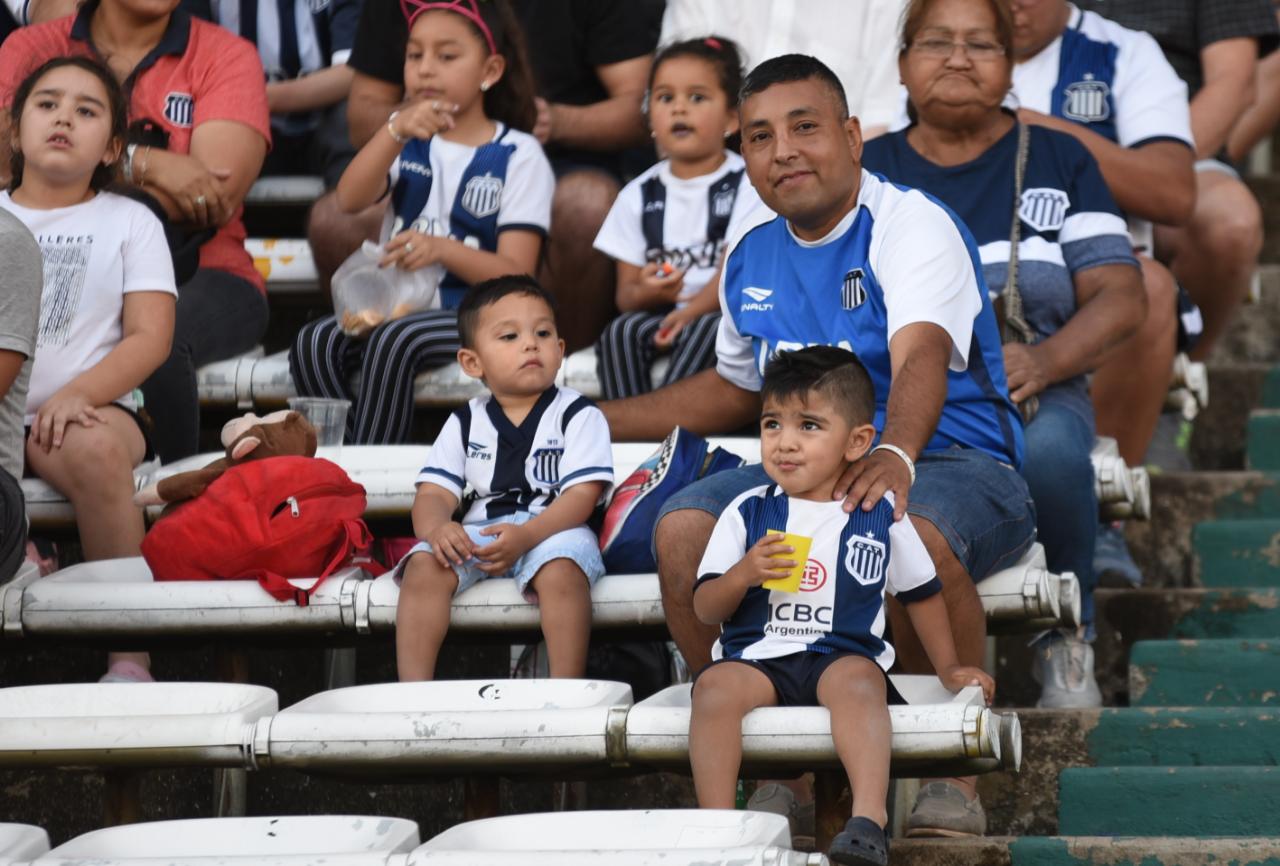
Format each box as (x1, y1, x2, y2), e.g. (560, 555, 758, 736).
(3, 56, 177, 682)
(594, 37, 767, 399)
(289, 0, 554, 444)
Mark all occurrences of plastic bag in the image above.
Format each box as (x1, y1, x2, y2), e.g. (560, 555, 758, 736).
(331, 241, 444, 336)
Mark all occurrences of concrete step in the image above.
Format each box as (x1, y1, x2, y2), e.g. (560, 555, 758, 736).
(1093, 588, 1280, 704)
(1058, 766, 1280, 836)
(1189, 363, 1278, 470)
(891, 837, 1280, 866)
(1209, 262, 1280, 364)
(1249, 410, 1280, 470)
(975, 707, 1279, 836)
(1130, 639, 1280, 706)
(1124, 472, 1280, 588)
(1193, 519, 1280, 587)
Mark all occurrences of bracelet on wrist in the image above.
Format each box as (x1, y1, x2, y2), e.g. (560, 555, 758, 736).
(871, 443, 916, 484)
(387, 110, 406, 144)
(123, 143, 137, 183)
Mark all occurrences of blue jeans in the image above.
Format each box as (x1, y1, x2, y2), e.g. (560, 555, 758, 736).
(658, 447, 1036, 583)
(1022, 402, 1097, 634)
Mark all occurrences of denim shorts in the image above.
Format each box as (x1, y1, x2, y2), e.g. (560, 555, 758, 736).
(657, 447, 1036, 582)
(395, 512, 605, 598)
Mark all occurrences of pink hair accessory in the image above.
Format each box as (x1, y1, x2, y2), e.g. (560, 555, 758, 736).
(704, 37, 722, 50)
(400, 0, 497, 55)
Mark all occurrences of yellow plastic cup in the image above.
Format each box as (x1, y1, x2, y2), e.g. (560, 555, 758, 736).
(762, 530, 812, 593)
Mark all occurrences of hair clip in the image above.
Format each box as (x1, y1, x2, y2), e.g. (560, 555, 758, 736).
(400, 0, 497, 55)
(704, 37, 722, 51)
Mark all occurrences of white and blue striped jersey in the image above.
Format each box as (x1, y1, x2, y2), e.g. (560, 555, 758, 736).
(696, 487, 941, 669)
(863, 123, 1137, 425)
(593, 151, 771, 309)
(387, 124, 555, 308)
(716, 170, 1024, 467)
(1011, 5, 1193, 152)
(417, 386, 614, 524)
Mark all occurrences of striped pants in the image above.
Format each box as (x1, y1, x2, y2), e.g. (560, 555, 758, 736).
(595, 311, 721, 400)
(289, 310, 460, 444)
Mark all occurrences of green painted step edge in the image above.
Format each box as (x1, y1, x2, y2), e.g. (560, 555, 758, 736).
(1097, 588, 1280, 639)
(1059, 766, 1280, 836)
(1130, 639, 1280, 707)
(1249, 412, 1280, 471)
(1211, 474, 1280, 520)
(1085, 707, 1280, 766)
(890, 837, 1280, 866)
(1264, 366, 1280, 408)
(1193, 520, 1280, 587)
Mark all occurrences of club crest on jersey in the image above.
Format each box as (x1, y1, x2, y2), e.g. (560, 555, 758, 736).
(844, 533, 886, 587)
(1019, 188, 1070, 233)
(712, 187, 736, 219)
(842, 269, 867, 310)
(1063, 74, 1110, 123)
(462, 173, 503, 219)
(531, 448, 563, 484)
(164, 92, 194, 128)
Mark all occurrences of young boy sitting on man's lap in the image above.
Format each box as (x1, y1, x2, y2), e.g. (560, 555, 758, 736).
(690, 346, 994, 866)
(395, 275, 613, 681)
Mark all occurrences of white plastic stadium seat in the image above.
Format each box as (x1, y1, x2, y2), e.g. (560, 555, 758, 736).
(406, 810, 823, 866)
(0, 683, 277, 770)
(32, 816, 419, 866)
(255, 679, 633, 777)
(246, 239, 320, 294)
(622, 675, 1020, 778)
(1092, 436, 1151, 521)
(0, 824, 50, 863)
(246, 176, 325, 205)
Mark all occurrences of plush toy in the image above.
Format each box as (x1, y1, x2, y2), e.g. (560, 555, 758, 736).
(134, 410, 318, 508)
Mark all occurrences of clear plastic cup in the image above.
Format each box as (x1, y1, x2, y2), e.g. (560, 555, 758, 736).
(287, 397, 351, 453)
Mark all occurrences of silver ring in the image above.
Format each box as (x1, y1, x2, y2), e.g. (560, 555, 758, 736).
(195, 195, 207, 206)
(405, 242, 414, 253)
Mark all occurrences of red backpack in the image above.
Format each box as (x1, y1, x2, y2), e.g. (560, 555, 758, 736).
(141, 456, 378, 606)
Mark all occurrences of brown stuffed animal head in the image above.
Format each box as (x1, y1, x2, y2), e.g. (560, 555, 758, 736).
(133, 411, 319, 508)
(223, 410, 318, 462)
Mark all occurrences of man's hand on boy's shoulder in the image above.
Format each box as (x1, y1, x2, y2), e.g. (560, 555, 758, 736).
(425, 521, 473, 568)
(473, 522, 534, 575)
(939, 664, 995, 705)
(726, 533, 797, 589)
(836, 449, 912, 520)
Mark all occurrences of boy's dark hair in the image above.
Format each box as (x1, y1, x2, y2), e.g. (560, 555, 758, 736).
(649, 35, 746, 108)
(761, 346, 875, 425)
(457, 274, 558, 349)
(10, 55, 128, 193)
(740, 53, 849, 118)
(405, 0, 538, 132)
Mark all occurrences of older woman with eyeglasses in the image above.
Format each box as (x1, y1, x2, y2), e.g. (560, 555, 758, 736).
(862, 0, 1144, 794)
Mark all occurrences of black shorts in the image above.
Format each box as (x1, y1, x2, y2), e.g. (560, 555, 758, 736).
(698, 651, 906, 708)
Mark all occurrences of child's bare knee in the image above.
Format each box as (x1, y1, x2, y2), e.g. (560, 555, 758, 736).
(531, 560, 588, 596)
(402, 553, 457, 594)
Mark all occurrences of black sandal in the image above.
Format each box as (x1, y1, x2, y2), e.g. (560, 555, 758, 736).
(828, 816, 889, 866)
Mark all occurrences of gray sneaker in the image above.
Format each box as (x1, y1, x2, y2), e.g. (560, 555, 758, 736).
(747, 783, 815, 842)
(905, 782, 986, 838)
(1033, 633, 1103, 708)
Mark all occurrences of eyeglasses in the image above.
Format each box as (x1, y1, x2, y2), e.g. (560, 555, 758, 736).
(909, 37, 1006, 60)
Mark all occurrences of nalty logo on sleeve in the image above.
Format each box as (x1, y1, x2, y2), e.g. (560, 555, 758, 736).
(1019, 188, 1070, 233)
(1062, 74, 1110, 123)
(531, 448, 563, 485)
(841, 268, 867, 310)
(461, 173, 503, 219)
(164, 92, 195, 128)
(844, 532, 886, 587)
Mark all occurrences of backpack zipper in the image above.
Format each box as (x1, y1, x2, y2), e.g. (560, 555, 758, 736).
(287, 496, 299, 517)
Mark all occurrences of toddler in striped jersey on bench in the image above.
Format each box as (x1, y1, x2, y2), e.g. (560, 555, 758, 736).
(392, 275, 614, 682)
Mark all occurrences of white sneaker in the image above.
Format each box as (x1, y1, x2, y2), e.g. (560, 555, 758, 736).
(1032, 633, 1102, 708)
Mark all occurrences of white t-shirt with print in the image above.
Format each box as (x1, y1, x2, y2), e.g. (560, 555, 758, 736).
(0, 191, 176, 423)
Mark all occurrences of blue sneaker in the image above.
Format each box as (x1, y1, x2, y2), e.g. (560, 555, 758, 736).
(1094, 522, 1143, 587)
(599, 428, 743, 574)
